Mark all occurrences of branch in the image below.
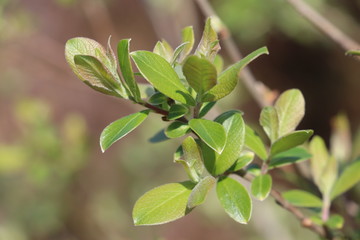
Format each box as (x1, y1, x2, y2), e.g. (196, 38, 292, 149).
(285, 0, 360, 51)
(241, 173, 328, 238)
(194, 0, 277, 108)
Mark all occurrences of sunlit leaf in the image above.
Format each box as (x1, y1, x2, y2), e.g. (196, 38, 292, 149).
(274, 89, 305, 137)
(133, 181, 195, 225)
(153, 40, 173, 62)
(251, 174, 272, 201)
(270, 130, 313, 156)
(228, 151, 254, 172)
(331, 159, 360, 200)
(187, 176, 216, 208)
(171, 42, 189, 65)
(100, 110, 150, 152)
(213, 55, 224, 74)
(165, 121, 190, 139)
(269, 147, 311, 169)
(202, 47, 269, 102)
(330, 113, 351, 163)
(189, 119, 226, 154)
(195, 18, 220, 61)
(217, 176, 252, 224)
(245, 125, 268, 161)
(260, 106, 278, 143)
(199, 101, 216, 118)
(180, 26, 195, 60)
(131, 51, 195, 105)
(182, 136, 204, 177)
(282, 190, 322, 207)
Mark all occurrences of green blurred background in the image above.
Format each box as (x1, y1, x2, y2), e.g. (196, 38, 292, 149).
(0, 0, 359, 239)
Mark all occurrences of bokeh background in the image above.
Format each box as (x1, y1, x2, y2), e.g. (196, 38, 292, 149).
(0, 0, 359, 239)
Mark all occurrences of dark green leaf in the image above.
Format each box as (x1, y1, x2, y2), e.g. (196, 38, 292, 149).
(189, 119, 226, 154)
(270, 130, 313, 156)
(260, 106, 278, 143)
(269, 147, 311, 169)
(274, 89, 305, 137)
(245, 125, 268, 161)
(202, 47, 269, 102)
(165, 121, 190, 139)
(133, 181, 195, 226)
(331, 159, 360, 200)
(100, 110, 150, 152)
(187, 176, 216, 208)
(282, 190, 322, 208)
(216, 176, 252, 224)
(183, 56, 217, 94)
(251, 174, 272, 201)
(168, 104, 188, 120)
(117, 39, 141, 101)
(199, 102, 216, 118)
(131, 51, 195, 105)
(148, 92, 168, 105)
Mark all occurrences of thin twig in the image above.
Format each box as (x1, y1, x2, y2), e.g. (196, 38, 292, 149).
(194, 0, 277, 108)
(241, 173, 327, 238)
(285, 0, 360, 51)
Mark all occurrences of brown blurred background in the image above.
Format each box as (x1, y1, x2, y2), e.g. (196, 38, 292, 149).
(0, 0, 359, 239)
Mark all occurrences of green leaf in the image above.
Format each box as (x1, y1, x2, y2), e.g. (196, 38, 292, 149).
(213, 55, 224, 74)
(195, 18, 220, 61)
(171, 42, 189, 65)
(131, 51, 195, 105)
(182, 136, 204, 177)
(168, 104, 188, 120)
(320, 155, 338, 196)
(100, 110, 150, 152)
(245, 125, 268, 161)
(251, 174, 272, 201)
(187, 176, 216, 208)
(74, 55, 126, 97)
(282, 190, 322, 207)
(153, 40, 173, 62)
(346, 50, 360, 56)
(228, 151, 254, 172)
(183, 56, 217, 94)
(202, 111, 245, 176)
(202, 47, 269, 102)
(274, 89, 305, 137)
(117, 39, 141, 101)
(199, 102, 216, 118)
(165, 121, 190, 139)
(270, 130, 313, 156)
(260, 106, 279, 143)
(325, 214, 344, 229)
(138, 83, 155, 99)
(331, 159, 360, 200)
(189, 119, 226, 154)
(330, 113, 351, 163)
(269, 147, 311, 169)
(148, 92, 168, 105)
(216, 176, 252, 224)
(180, 26, 195, 60)
(132, 181, 195, 226)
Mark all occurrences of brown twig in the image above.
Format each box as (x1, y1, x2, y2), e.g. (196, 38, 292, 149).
(241, 173, 327, 238)
(285, 0, 360, 51)
(194, 0, 277, 108)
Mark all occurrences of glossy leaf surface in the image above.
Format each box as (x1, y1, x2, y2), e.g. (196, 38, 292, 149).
(165, 122, 190, 139)
(251, 174, 272, 201)
(187, 176, 216, 208)
(168, 104, 188, 120)
(270, 130, 313, 156)
(245, 125, 268, 161)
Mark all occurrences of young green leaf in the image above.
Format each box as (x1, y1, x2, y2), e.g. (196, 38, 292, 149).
(346, 49, 360, 57)
(251, 174, 272, 201)
(131, 51, 195, 105)
(274, 89, 305, 138)
(228, 151, 254, 172)
(183, 55, 217, 94)
(330, 113, 351, 163)
(270, 130, 313, 156)
(182, 136, 204, 177)
(117, 39, 141, 102)
(187, 176, 216, 208)
(216, 176, 252, 224)
(189, 119, 226, 154)
(245, 125, 268, 161)
(330, 159, 360, 200)
(171, 42, 189, 65)
(282, 190, 322, 208)
(260, 106, 279, 143)
(165, 121, 191, 139)
(100, 110, 150, 152)
(180, 26, 195, 60)
(202, 111, 245, 176)
(168, 104, 188, 120)
(153, 40, 173, 62)
(213, 55, 224, 74)
(132, 181, 195, 226)
(202, 47, 269, 102)
(325, 214, 344, 229)
(199, 102, 216, 118)
(320, 155, 338, 196)
(195, 18, 220, 61)
(269, 147, 311, 169)
(74, 55, 126, 97)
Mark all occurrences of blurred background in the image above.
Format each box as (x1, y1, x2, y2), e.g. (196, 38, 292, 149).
(0, 0, 359, 239)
